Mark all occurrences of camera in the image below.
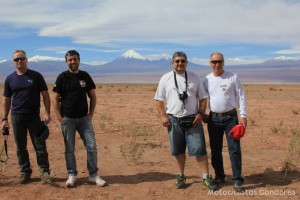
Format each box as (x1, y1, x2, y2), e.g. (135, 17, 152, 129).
(2, 127, 9, 136)
(178, 91, 188, 101)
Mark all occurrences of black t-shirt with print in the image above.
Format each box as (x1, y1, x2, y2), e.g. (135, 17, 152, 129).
(53, 70, 96, 118)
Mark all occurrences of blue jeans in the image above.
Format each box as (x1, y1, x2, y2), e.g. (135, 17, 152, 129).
(207, 112, 244, 184)
(167, 115, 207, 156)
(11, 113, 50, 174)
(61, 116, 98, 176)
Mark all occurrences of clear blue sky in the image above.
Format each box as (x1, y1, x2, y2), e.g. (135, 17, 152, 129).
(1, 0, 300, 65)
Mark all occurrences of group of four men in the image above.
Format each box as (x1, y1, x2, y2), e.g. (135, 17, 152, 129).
(1, 49, 247, 193)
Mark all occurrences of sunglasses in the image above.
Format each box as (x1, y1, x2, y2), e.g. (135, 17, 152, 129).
(210, 60, 223, 64)
(13, 57, 26, 62)
(174, 59, 186, 64)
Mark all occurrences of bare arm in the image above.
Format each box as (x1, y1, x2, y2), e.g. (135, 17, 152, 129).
(192, 98, 208, 126)
(1, 96, 11, 129)
(53, 92, 63, 123)
(88, 89, 96, 118)
(156, 100, 170, 127)
(41, 90, 51, 123)
(199, 98, 207, 113)
(195, 98, 209, 125)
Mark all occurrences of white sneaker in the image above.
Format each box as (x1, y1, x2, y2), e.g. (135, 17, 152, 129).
(88, 175, 106, 186)
(66, 175, 76, 187)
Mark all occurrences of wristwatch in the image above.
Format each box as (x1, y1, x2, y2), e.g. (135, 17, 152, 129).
(197, 111, 204, 115)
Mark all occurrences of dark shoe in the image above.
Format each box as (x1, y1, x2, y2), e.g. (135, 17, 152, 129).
(176, 174, 186, 189)
(214, 178, 225, 187)
(40, 171, 52, 184)
(233, 183, 245, 193)
(19, 173, 31, 184)
(203, 175, 218, 191)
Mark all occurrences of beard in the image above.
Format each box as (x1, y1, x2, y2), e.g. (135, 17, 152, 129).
(68, 64, 79, 72)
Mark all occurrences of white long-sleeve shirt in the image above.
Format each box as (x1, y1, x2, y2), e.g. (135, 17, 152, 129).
(203, 70, 247, 118)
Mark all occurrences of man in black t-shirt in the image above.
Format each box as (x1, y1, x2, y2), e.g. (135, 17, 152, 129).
(53, 50, 106, 188)
(1, 49, 51, 184)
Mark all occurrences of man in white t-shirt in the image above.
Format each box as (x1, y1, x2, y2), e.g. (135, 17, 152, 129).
(203, 52, 247, 193)
(154, 52, 217, 191)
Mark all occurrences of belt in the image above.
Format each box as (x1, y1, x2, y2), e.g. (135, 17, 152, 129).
(210, 108, 237, 117)
(167, 114, 196, 119)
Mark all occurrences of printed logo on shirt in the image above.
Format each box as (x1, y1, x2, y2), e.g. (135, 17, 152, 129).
(28, 79, 33, 84)
(187, 81, 191, 88)
(79, 80, 86, 87)
(220, 84, 226, 91)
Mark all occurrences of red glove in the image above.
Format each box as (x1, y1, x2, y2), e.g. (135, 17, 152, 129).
(229, 124, 245, 140)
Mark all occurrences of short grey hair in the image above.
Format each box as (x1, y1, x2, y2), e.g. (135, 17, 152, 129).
(172, 51, 187, 60)
(210, 52, 224, 60)
(13, 49, 27, 57)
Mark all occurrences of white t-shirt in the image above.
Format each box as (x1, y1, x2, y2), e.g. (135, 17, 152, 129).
(203, 70, 247, 118)
(154, 70, 207, 118)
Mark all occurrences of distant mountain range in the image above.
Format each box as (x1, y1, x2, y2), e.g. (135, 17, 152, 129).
(1, 50, 299, 84)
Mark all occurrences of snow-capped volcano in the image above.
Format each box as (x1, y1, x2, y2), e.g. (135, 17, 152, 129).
(121, 50, 145, 60)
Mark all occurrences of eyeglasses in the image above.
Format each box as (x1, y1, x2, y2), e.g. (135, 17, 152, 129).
(210, 60, 223, 64)
(174, 59, 186, 64)
(13, 57, 26, 62)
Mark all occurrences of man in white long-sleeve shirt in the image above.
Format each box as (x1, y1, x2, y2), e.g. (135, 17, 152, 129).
(203, 52, 247, 193)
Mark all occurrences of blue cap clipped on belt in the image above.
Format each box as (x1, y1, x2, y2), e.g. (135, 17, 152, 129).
(39, 121, 49, 142)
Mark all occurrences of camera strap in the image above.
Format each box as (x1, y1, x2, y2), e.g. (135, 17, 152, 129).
(173, 71, 188, 109)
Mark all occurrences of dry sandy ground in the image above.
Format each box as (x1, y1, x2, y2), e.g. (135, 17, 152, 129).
(0, 84, 299, 200)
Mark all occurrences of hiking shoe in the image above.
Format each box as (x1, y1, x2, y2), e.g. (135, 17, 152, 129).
(233, 183, 245, 193)
(203, 175, 218, 191)
(19, 173, 32, 184)
(40, 171, 52, 184)
(176, 174, 186, 189)
(88, 175, 107, 187)
(66, 175, 77, 188)
(214, 178, 225, 186)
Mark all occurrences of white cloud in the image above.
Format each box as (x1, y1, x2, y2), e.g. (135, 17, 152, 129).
(28, 55, 64, 62)
(191, 56, 265, 65)
(1, 0, 300, 64)
(190, 57, 209, 65)
(145, 53, 171, 61)
(273, 45, 300, 54)
(226, 57, 265, 65)
(273, 56, 298, 61)
(1, 0, 300, 47)
(88, 61, 109, 66)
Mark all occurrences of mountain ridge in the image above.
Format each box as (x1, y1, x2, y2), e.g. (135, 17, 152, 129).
(0, 50, 299, 84)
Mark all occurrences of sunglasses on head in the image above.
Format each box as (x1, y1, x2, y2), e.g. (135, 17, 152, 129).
(210, 60, 223, 64)
(13, 57, 26, 62)
(174, 59, 186, 64)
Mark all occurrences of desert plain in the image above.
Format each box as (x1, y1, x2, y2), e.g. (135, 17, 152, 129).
(0, 83, 299, 200)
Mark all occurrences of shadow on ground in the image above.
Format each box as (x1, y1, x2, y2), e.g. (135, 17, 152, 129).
(244, 170, 300, 190)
